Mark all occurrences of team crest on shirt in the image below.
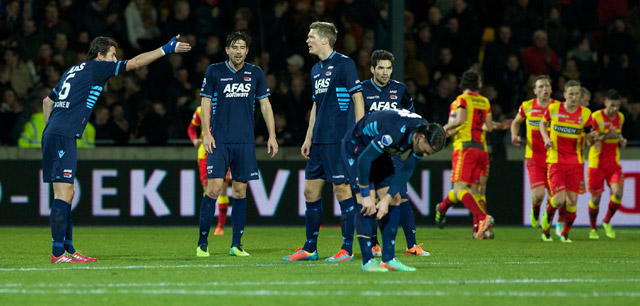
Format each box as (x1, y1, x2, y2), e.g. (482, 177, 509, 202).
(578, 117, 583, 124)
(325, 71, 332, 76)
(244, 77, 251, 81)
(390, 95, 397, 99)
(63, 169, 73, 178)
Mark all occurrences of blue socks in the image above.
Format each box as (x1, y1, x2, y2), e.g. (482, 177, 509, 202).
(303, 199, 323, 253)
(231, 197, 246, 247)
(198, 195, 216, 247)
(50, 199, 69, 257)
(355, 204, 375, 264)
(339, 198, 355, 255)
(64, 204, 76, 254)
(399, 201, 417, 248)
(380, 205, 400, 262)
(370, 218, 380, 246)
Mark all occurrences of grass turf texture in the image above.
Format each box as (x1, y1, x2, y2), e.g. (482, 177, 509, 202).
(1, 226, 639, 306)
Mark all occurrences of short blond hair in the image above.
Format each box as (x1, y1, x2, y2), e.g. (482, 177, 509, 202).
(310, 21, 338, 48)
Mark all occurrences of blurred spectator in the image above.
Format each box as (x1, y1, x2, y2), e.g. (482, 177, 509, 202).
(53, 33, 76, 68)
(135, 100, 168, 145)
(191, 1, 225, 47)
(600, 18, 637, 60)
(567, 37, 598, 88)
(447, 0, 481, 55)
(72, 31, 90, 54)
(622, 102, 640, 141)
(482, 25, 519, 85)
(77, 122, 96, 148)
(261, 0, 290, 68)
(427, 77, 454, 124)
(106, 103, 130, 145)
(546, 7, 568, 60)
(562, 58, 580, 81)
(503, 0, 543, 48)
(93, 105, 111, 141)
(337, 9, 364, 55)
(125, 0, 161, 51)
(274, 111, 297, 146)
(431, 47, 456, 84)
(1, 0, 21, 34)
(333, 0, 375, 30)
(427, 5, 446, 43)
(10, 19, 43, 61)
(4, 48, 34, 99)
(374, 4, 390, 51)
(204, 35, 226, 64)
(18, 100, 44, 148)
(43, 63, 62, 89)
(355, 49, 372, 81)
(415, 23, 440, 72)
(521, 30, 561, 77)
(81, 0, 124, 39)
(496, 54, 526, 115)
(406, 78, 428, 117)
(598, 0, 629, 25)
(164, 66, 195, 138)
(0, 89, 26, 145)
(599, 53, 633, 96)
(403, 41, 429, 89)
(285, 54, 305, 81)
(0, 65, 11, 97)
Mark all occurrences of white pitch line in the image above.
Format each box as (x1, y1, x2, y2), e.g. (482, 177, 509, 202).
(0, 288, 639, 297)
(2, 278, 640, 289)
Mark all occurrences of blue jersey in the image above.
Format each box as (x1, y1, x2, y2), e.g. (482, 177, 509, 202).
(361, 78, 414, 114)
(346, 109, 428, 156)
(200, 61, 270, 143)
(311, 51, 362, 144)
(45, 60, 127, 139)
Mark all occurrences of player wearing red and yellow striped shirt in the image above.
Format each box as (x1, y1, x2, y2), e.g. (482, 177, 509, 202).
(510, 75, 559, 228)
(187, 106, 230, 236)
(441, 70, 494, 240)
(586, 89, 627, 240)
(539, 80, 594, 243)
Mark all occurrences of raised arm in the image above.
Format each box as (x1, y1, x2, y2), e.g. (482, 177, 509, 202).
(125, 35, 191, 71)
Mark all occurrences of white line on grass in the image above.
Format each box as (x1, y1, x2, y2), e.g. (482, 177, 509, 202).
(3, 278, 640, 289)
(0, 288, 639, 298)
(0, 262, 339, 272)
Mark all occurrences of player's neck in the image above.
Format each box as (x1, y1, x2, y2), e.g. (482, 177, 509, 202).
(537, 97, 551, 106)
(373, 78, 388, 88)
(227, 60, 244, 71)
(605, 110, 616, 119)
(463, 89, 478, 95)
(564, 101, 579, 113)
(317, 48, 334, 61)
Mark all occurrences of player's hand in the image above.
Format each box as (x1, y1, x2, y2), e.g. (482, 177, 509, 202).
(511, 135, 522, 146)
(544, 139, 553, 149)
(361, 195, 377, 217)
(192, 138, 203, 148)
(203, 134, 216, 154)
(267, 136, 279, 158)
(375, 195, 391, 220)
(301, 140, 311, 160)
(161, 35, 192, 55)
(620, 137, 627, 148)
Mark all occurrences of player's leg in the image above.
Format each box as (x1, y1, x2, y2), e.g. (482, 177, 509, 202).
(51, 182, 73, 258)
(561, 191, 578, 243)
(215, 170, 231, 235)
(324, 182, 355, 261)
(229, 180, 250, 256)
(587, 167, 604, 239)
(527, 159, 547, 228)
(530, 186, 546, 228)
(399, 196, 429, 255)
(370, 218, 381, 256)
(437, 150, 461, 228)
(197, 178, 223, 256)
(354, 192, 387, 272)
(603, 168, 624, 238)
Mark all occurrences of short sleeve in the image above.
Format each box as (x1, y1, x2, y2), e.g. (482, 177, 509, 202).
(342, 58, 362, 94)
(255, 68, 270, 100)
(200, 66, 215, 98)
(400, 84, 414, 112)
(92, 60, 127, 83)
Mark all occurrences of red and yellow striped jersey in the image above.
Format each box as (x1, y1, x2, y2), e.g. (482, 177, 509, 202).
(518, 98, 559, 163)
(588, 110, 624, 168)
(543, 103, 592, 164)
(191, 106, 206, 160)
(452, 92, 491, 151)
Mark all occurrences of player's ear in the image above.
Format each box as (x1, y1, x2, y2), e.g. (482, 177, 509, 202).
(370, 66, 375, 75)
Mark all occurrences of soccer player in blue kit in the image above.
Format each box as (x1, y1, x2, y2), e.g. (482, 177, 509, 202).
(361, 50, 431, 257)
(197, 32, 278, 257)
(43, 35, 191, 263)
(343, 110, 446, 272)
(283, 22, 365, 262)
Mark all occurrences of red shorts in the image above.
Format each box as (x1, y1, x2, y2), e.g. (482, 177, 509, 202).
(547, 163, 585, 195)
(481, 151, 490, 177)
(588, 164, 623, 195)
(198, 158, 230, 187)
(451, 148, 488, 185)
(526, 158, 549, 190)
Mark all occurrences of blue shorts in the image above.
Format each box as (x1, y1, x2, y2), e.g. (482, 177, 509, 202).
(342, 141, 394, 194)
(377, 154, 409, 199)
(206, 143, 259, 181)
(42, 133, 77, 183)
(305, 143, 348, 183)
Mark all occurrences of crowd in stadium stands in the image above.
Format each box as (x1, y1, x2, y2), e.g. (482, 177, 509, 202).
(1, 0, 639, 152)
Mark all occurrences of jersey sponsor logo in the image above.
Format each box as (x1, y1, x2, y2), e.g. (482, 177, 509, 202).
(332, 175, 344, 179)
(381, 134, 393, 146)
(525, 109, 541, 113)
(366, 95, 380, 100)
(368, 101, 398, 111)
(389, 90, 397, 93)
(325, 71, 332, 76)
(314, 78, 330, 95)
(220, 78, 233, 81)
(63, 169, 73, 178)
(223, 83, 251, 98)
(390, 95, 398, 99)
(54, 101, 70, 108)
(527, 120, 541, 127)
(250, 172, 258, 176)
(327, 66, 334, 70)
(244, 77, 251, 81)
(553, 125, 579, 135)
(551, 113, 568, 118)
(68, 63, 85, 73)
(244, 71, 251, 75)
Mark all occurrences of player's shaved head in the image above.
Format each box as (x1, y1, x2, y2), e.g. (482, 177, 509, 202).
(310, 21, 338, 48)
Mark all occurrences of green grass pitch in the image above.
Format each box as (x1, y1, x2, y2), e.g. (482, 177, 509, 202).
(1, 226, 639, 305)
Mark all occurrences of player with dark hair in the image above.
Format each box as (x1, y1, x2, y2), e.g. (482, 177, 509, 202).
(360, 50, 430, 257)
(44, 35, 191, 263)
(587, 89, 627, 239)
(283, 22, 365, 262)
(187, 106, 230, 236)
(510, 75, 559, 229)
(197, 31, 278, 257)
(439, 70, 495, 240)
(343, 109, 446, 271)
(539, 79, 594, 243)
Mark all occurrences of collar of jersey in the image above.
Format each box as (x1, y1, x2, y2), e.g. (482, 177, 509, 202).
(320, 51, 337, 68)
(370, 77, 389, 92)
(225, 61, 246, 73)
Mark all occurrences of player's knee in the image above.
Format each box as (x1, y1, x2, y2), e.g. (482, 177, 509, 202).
(612, 191, 622, 201)
(333, 184, 352, 202)
(304, 186, 320, 202)
(205, 185, 220, 199)
(231, 189, 246, 199)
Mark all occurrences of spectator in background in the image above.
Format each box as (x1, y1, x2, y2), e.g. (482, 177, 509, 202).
(10, 19, 43, 61)
(622, 102, 640, 141)
(521, 30, 561, 77)
(160, 0, 194, 40)
(93, 105, 111, 141)
(135, 100, 168, 145)
(0, 89, 26, 146)
(4, 48, 34, 100)
(415, 23, 440, 73)
(432, 47, 456, 84)
(43, 63, 62, 90)
(447, 0, 481, 59)
(406, 78, 428, 118)
(546, 7, 568, 60)
(374, 3, 390, 51)
(106, 103, 130, 145)
(356, 49, 372, 80)
(1, 0, 21, 34)
(18, 100, 45, 148)
(483, 25, 519, 85)
(285, 54, 305, 81)
(601, 18, 637, 61)
(125, 0, 161, 51)
(404, 41, 429, 89)
(427, 6, 446, 43)
(72, 31, 91, 55)
(204, 35, 226, 63)
(503, 0, 543, 48)
(562, 59, 580, 81)
(567, 37, 597, 88)
(40, 2, 73, 43)
(497, 54, 526, 115)
(427, 77, 455, 124)
(53, 33, 76, 68)
(82, 0, 124, 39)
(164, 66, 195, 138)
(0, 65, 11, 98)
